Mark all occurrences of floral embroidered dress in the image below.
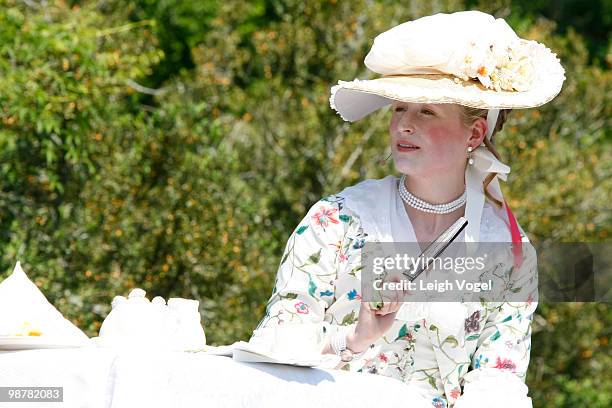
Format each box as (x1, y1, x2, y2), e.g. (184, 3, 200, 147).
(253, 175, 538, 408)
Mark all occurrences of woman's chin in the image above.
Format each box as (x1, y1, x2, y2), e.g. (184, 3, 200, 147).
(393, 160, 424, 176)
(393, 158, 465, 178)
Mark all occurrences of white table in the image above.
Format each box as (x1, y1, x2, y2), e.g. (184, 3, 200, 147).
(0, 347, 431, 408)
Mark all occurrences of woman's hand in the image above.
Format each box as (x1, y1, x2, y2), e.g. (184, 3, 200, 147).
(321, 275, 408, 356)
(346, 300, 402, 352)
(348, 272, 409, 353)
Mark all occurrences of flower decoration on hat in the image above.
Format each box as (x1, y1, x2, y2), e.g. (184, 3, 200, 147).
(451, 39, 542, 92)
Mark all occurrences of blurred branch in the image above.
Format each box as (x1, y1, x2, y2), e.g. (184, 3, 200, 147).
(257, 110, 287, 158)
(126, 79, 168, 96)
(21, 0, 41, 9)
(337, 108, 388, 181)
(96, 20, 154, 38)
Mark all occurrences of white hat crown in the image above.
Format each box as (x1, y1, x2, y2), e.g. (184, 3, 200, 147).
(365, 11, 554, 93)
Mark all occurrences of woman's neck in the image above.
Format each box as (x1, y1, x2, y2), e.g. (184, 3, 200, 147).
(401, 172, 466, 236)
(402, 172, 465, 204)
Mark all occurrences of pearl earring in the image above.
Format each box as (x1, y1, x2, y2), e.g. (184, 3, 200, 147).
(467, 146, 474, 165)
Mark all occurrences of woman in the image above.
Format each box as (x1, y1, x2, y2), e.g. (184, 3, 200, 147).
(252, 11, 564, 408)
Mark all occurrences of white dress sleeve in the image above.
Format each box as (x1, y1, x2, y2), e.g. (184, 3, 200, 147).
(251, 196, 350, 349)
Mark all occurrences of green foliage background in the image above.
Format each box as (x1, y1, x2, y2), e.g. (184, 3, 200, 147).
(0, 0, 610, 406)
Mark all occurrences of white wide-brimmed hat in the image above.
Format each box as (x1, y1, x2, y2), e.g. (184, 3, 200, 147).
(330, 10, 565, 122)
(329, 11, 565, 247)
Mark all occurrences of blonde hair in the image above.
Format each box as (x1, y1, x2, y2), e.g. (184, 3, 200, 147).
(459, 107, 512, 209)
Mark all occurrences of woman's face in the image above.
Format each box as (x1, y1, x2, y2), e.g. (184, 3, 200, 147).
(389, 101, 484, 178)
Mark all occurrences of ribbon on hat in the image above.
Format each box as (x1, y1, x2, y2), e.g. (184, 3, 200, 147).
(464, 109, 510, 251)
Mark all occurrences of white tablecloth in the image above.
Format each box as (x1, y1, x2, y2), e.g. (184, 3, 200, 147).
(0, 347, 431, 408)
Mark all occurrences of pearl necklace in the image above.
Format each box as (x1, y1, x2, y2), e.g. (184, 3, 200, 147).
(398, 174, 466, 214)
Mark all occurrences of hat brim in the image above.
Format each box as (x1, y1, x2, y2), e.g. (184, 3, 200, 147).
(330, 72, 564, 122)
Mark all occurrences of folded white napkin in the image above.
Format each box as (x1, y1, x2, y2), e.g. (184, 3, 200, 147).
(96, 288, 206, 351)
(0, 261, 89, 343)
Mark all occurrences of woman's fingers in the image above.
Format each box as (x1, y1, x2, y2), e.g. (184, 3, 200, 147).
(375, 300, 402, 316)
(389, 301, 402, 313)
(377, 302, 391, 315)
(371, 272, 408, 316)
